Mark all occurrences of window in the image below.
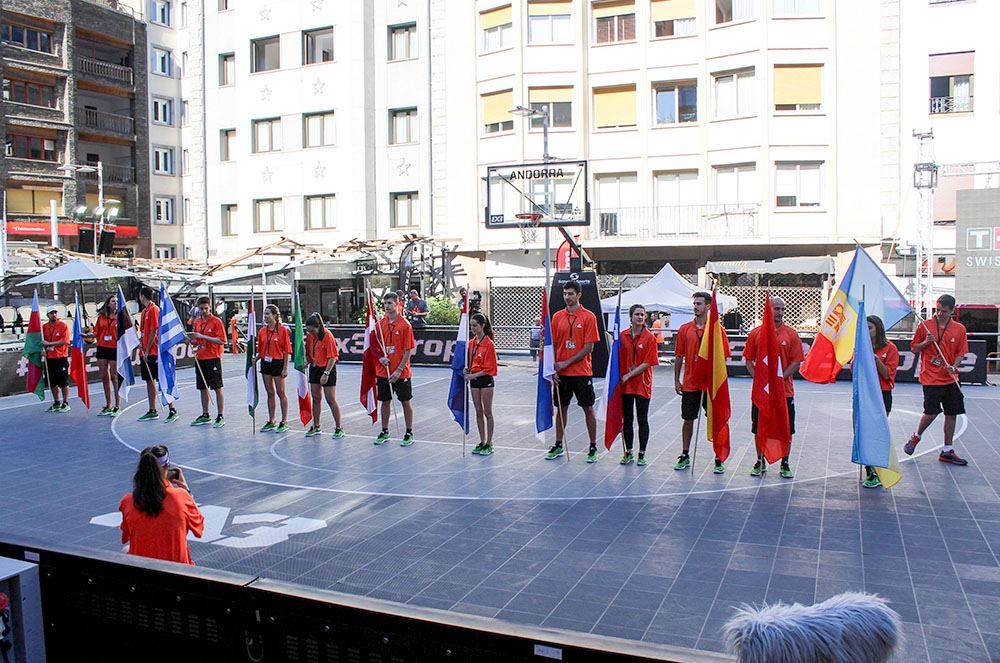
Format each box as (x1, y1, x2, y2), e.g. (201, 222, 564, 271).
(596, 173, 638, 235)
(218, 0, 229, 9)
(527, 2, 572, 44)
(252, 36, 280, 72)
(714, 164, 757, 204)
(152, 47, 172, 76)
(3, 78, 56, 108)
(219, 53, 235, 85)
(181, 51, 189, 75)
(776, 162, 822, 207)
(252, 118, 281, 152)
(389, 108, 418, 144)
(180, 1, 188, 26)
(151, 96, 173, 124)
(221, 204, 237, 235)
(151, 0, 171, 26)
(305, 194, 337, 230)
(180, 100, 189, 125)
(304, 111, 335, 147)
(153, 147, 174, 174)
(594, 1, 635, 44)
(482, 90, 514, 134)
(391, 192, 419, 228)
(773, 0, 820, 16)
(1, 23, 53, 53)
(4, 134, 56, 161)
(154, 197, 175, 224)
(254, 199, 283, 233)
(528, 87, 572, 128)
(929, 52, 974, 114)
(594, 85, 636, 128)
(774, 65, 822, 111)
(654, 171, 699, 233)
(183, 198, 191, 225)
(303, 27, 334, 64)
(715, 0, 753, 24)
(220, 129, 236, 160)
(654, 82, 697, 124)
(714, 69, 755, 117)
(388, 24, 417, 61)
(481, 6, 513, 53)
(181, 149, 190, 174)
(652, 0, 696, 36)
(154, 245, 177, 259)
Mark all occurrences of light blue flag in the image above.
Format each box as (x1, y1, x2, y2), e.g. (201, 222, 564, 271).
(157, 284, 184, 405)
(843, 246, 912, 331)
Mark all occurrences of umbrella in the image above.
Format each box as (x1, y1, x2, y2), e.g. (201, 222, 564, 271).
(19, 259, 135, 323)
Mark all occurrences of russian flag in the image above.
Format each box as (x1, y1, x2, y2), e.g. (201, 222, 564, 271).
(70, 292, 90, 408)
(116, 286, 139, 401)
(535, 291, 555, 442)
(447, 292, 470, 432)
(597, 295, 623, 449)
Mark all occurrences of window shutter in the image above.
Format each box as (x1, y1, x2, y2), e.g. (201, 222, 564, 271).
(594, 86, 636, 128)
(928, 51, 974, 77)
(528, 1, 570, 16)
(593, 0, 635, 19)
(774, 65, 822, 105)
(481, 5, 513, 29)
(482, 90, 514, 125)
(529, 87, 573, 103)
(651, 0, 696, 21)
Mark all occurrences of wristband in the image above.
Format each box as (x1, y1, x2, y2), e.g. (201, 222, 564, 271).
(323, 370, 330, 375)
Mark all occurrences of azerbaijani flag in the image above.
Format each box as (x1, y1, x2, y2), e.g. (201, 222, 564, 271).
(752, 294, 791, 464)
(22, 290, 45, 400)
(246, 296, 258, 417)
(801, 246, 911, 384)
(70, 292, 90, 408)
(447, 292, 470, 432)
(597, 289, 623, 449)
(851, 298, 901, 489)
(691, 287, 732, 461)
(292, 296, 312, 425)
(534, 290, 555, 442)
(359, 286, 380, 423)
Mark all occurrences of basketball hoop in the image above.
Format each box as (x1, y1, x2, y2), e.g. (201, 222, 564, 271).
(515, 212, 543, 246)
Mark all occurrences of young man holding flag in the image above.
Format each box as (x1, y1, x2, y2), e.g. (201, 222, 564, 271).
(42, 305, 71, 411)
(374, 292, 416, 446)
(137, 287, 176, 421)
(617, 304, 658, 465)
(189, 296, 226, 427)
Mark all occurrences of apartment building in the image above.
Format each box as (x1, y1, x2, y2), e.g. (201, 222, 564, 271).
(1, 0, 151, 257)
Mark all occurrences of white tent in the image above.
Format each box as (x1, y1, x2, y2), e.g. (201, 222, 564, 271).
(600, 262, 737, 330)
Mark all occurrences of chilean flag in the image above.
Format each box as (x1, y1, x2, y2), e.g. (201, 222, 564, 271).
(535, 290, 555, 442)
(597, 290, 623, 449)
(447, 292, 470, 432)
(70, 292, 90, 408)
(359, 287, 381, 423)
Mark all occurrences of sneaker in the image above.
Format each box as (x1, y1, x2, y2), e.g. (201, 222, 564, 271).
(374, 430, 390, 445)
(471, 443, 484, 455)
(98, 406, 112, 416)
(305, 425, 321, 437)
(620, 451, 634, 465)
(58, 402, 71, 412)
(714, 458, 725, 474)
(46, 403, 60, 412)
(190, 414, 212, 426)
(138, 410, 159, 421)
(939, 450, 968, 466)
(904, 432, 921, 456)
(545, 445, 564, 460)
(165, 409, 179, 423)
(331, 428, 345, 439)
(862, 468, 881, 489)
(779, 462, 794, 479)
(275, 422, 289, 433)
(109, 408, 122, 417)
(260, 421, 276, 433)
(213, 415, 226, 428)
(400, 433, 414, 447)
(636, 454, 647, 466)
(479, 444, 494, 456)
(587, 447, 599, 463)
(674, 454, 691, 471)
(750, 460, 766, 477)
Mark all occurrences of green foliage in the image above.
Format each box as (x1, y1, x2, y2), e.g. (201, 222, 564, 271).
(426, 295, 459, 325)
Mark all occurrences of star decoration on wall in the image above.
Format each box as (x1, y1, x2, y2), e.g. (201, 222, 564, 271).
(259, 5, 271, 20)
(397, 0, 407, 6)
(397, 159, 411, 176)
(314, 162, 326, 178)
(311, 0, 323, 10)
(260, 85, 272, 101)
(262, 167, 274, 183)
(313, 78, 325, 95)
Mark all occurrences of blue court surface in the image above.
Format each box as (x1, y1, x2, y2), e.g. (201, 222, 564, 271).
(1, 356, 999, 660)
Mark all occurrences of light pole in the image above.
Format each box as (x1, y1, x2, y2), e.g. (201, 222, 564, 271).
(510, 105, 553, 286)
(59, 161, 109, 262)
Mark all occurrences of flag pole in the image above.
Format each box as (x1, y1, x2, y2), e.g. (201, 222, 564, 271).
(691, 400, 702, 475)
(251, 286, 256, 437)
(859, 285, 865, 483)
(617, 281, 626, 457)
(371, 289, 401, 436)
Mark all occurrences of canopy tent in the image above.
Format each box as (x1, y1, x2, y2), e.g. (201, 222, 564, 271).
(705, 256, 834, 275)
(600, 262, 737, 330)
(17, 258, 134, 285)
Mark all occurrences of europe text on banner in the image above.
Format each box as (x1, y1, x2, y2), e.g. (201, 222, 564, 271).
(801, 246, 911, 383)
(851, 299, 901, 489)
(156, 285, 183, 405)
(359, 287, 380, 423)
(691, 287, 732, 462)
(752, 295, 791, 464)
(22, 290, 44, 400)
(597, 289, 623, 449)
(535, 291, 555, 442)
(292, 295, 312, 425)
(70, 293, 90, 408)
(447, 292, 470, 432)
(246, 296, 258, 418)
(116, 286, 139, 401)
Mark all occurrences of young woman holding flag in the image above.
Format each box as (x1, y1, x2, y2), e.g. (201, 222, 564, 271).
(85, 295, 121, 416)
(305, 312, 344, 439)
(257, 305, 292, 433)
(464, 312, 498, 456)
(618, 304, 658, 466)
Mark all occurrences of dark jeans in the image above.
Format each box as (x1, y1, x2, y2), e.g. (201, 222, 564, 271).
(622, 393, 650, 454)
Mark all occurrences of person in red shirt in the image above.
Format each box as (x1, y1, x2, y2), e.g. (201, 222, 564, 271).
(464, 312, 498, 456)
(851, 315, 900, 487)
(42, 305, 71, 412)
(904, 294, 969, 465)
(305, 312, 344, 439)
(674, 292, 731, 474)
(618, 304, 658, 466)
(374, 292, 416, 446)
(257, 304, 292, 433)
(742, 297, 804, 478)
(84, 295, 121, 416)
(188, 296, 226, 427)
(119, 444, 204, 565)
(547, 280, 602, 462)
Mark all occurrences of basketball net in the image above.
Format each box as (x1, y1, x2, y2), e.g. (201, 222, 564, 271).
(515, 213, 542, 247)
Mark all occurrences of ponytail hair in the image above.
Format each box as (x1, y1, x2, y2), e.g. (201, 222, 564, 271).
(264, 304, 281, 323)
(471, 312, 494, 340)
(132, 445, 168, 517)
(305, 312, 325, 339)
(98, 295, 116, 317)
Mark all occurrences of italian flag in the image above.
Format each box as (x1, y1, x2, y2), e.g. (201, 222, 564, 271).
(293, 296, 312, 425)
(22, 291, 45, 400)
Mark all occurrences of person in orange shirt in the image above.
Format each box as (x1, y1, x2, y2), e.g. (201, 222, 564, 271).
(742, 296, 803, 478)
(547, 280, 601, 463)
(374, 292, 416, 446)
(904, 294, 969, 466)
(119, 444, 204, 565)
(618, 304, 658, 466)
(188, 296, 226, 427)
(136, 286, 176, 423)
(305, 312, 344, 439)
(850, 315, 900, 488)
(257, 304, 292, 433)
(84, 295, 121, 416)
(42, 305, 71, 412)
(465, 312, 498, 456)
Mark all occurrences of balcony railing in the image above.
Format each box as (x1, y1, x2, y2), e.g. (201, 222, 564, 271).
(76, 56, 133, 85)
(76, 108, 134, 135)
(592, 204, 760, 240)
(930, 96, 973, 114)
(80, 161, 135, 184)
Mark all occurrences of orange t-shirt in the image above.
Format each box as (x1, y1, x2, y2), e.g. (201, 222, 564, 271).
(619, 326, 658, 398)
(43, 319, 70, 358)
(551, 306, 600, 377)
(912, 318, 968, 386)
(468, 334, 498, 376)
(742, 323, 804, 397)
(140, 303, 160, 356)
(192, 314, 226, 360)
(92, 314, 117, 348)
(651, 319, 667, 343)
(874, 342, 900, 392)
(306, 331, 339, 367)
(676, 321, 731, 392)
(257, 324, 291, 361)
(119, 483, 204, 565)
(375, 315, 415, 379)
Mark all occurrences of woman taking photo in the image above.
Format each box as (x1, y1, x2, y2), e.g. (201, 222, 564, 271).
(861, 314, 899, 488)
(119, 445, 204, 565)
(464, 312, 498, 455)
(257, 305, 292, 433)
(305, 313, 344, 439)
(85, 295, 121, 416)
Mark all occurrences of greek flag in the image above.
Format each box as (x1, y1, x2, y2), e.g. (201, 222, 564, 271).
(157, 284, 184, 405)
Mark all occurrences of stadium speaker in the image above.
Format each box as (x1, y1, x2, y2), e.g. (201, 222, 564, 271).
(98, 230, 116, 255)
(77, 226, 95, 254)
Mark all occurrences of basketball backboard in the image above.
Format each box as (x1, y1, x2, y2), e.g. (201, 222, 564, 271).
(485, 159, 589, 229)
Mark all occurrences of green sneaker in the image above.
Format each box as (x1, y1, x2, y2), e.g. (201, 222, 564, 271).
(636, 454, 647, 466)
(479, 444, 494, 456)
(138, 410, 159, 421)
(46, 403, 60, 412)
(213, 415, 226, 428)
(714, 458, 725, 474)
(779, 462, 794, 479)
(331, 428, 345, 439)
(374, 430, 390, 445)
(620, 451, 634, 465)
(260, 421, 276, 433)
(58, 402, 71, 412)
(400, 433, 414, 446)
(275, 422, 289, 433)
(545, 445, 564, 460)
(191, 413, 212, 426)
(586, 448, 599, 463)
(98, 406, 112, 416)
(862, 468, 881, 489)
(109, 407, 122, 417)
(674, 454, 691, 471)
(471, 443, 484, 455)
(750, 460, 766, 477)
(164, 409, 179, 423)
(305, 425, 322, 437)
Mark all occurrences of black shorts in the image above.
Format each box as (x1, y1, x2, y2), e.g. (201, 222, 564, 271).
(195, 358, 223, 390)
(681, 390, 707, 421)
(309, 364, 337, 386)
(922, 383, 964, 416)
(140, 354, 158, 382)
(46, 357, 68, 388)
(260, 358, 284, 377)
(376, 376, 412, 402)
(751, 398, 796, 436)
(882, 390, 892, 415)
(95, 346, 116, 361)
(554, 375, 596, 408)
(470, 375, 495, 389)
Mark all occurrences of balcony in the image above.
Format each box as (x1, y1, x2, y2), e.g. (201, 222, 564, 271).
(80, 161, 135, 184)
(76, 108, 134, 135)
(76, 56, 133, 86)
(591, 204, 761, 241)
(930, 96, 973, 114)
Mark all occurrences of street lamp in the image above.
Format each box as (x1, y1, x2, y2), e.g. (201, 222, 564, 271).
(59, 161, 109, 261)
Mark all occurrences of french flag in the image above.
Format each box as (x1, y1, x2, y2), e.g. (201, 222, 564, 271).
(598, 297, 623, 449)
(70, 292, 90, 408)
(447, 292, 470, 432)
(359, 287, 380, 423)
(535, 291, 555, 442)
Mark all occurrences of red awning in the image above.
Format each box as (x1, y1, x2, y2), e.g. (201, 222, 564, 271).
(5, 221, 139, 238)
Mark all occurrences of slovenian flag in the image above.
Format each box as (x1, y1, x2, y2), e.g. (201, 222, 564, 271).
(359, 286, 380, 423)
(70, 292, 90, 408)
(597, 288, 623, 449)
(535, 290, 555, 442)
(156, 284, 183, 405)
(22, 290, 44, 400)
(447, 292, 470, 432)
(116, 286, 139, 401)
(292, 295, 312, 425)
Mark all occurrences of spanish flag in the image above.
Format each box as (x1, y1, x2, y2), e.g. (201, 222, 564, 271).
(691, 287, 732, 462)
